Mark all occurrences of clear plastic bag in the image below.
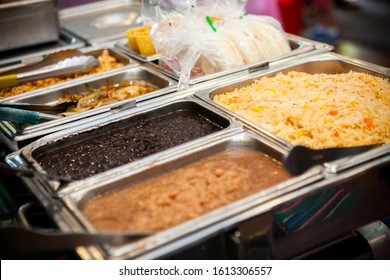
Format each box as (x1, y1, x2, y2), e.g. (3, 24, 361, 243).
(142, 0, 290, 90)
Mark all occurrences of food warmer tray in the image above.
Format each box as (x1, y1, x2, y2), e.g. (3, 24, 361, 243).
(195, 51, 390, 152)
(8, 127, 326, 259)
(0, 46, 137, 103)
(4, 101, 390, 259)
(0, 29, 85, 72)
(60, 0, 142, 46)
(145, 34, 333, 85)
(5, 97, 241, 198)
(59, 140, 390, 260)
(0, 65, 177, 151)
(12, 129, 390, 260)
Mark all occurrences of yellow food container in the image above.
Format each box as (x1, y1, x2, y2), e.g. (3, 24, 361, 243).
(134, 32, 156, 56)
(126, 25, 156, 56)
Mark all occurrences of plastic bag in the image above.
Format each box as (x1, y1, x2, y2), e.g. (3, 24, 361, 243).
(142, 0, 290, 90)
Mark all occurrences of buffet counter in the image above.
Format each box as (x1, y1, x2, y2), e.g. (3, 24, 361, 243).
(0, 0, 389, 260)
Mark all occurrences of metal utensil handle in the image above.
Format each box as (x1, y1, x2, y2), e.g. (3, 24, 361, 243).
(0, 225, 150, 259)
(0, 162, 73, 183)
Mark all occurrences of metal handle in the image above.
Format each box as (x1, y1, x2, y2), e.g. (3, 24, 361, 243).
(0, 107, 62, 124)
(0, 225, 151, 259)
(0, 107, 40, 124)
(0, 74, 18, 88)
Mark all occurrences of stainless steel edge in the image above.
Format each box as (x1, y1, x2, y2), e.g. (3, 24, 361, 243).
(5, 64, 177, 135)
(324, 145, 390, 174)
(60, 0, 142, 46)
(0, 29, 86, 70)
(1, 47, 138, 102)
(5, 96, 241, 198)
(57, 129, 324, 259)
(194, 52, 390, 151)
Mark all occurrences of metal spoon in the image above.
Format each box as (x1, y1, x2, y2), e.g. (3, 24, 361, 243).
(0, 225, 150, 259)
(283, 144, 380, 175)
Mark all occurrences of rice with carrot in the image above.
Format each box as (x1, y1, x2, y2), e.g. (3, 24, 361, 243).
(213, 71, 390, 148)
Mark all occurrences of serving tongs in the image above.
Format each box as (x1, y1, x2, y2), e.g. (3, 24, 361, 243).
(0, 225, 150, 259)
(283, 143, 381, 175)
(0, 100, 77, 124)
(0, 55, 99, 88)
(0, 161, 73, 184)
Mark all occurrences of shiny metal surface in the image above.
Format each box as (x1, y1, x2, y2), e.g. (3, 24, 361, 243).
(0, 47, 136, 102)
(60, 0, 142, 46)
(0, 0, 60, 52)
(0, 65, 177, 150)
(58, 130, 323, 259)
(195, 52, 390, 151)
(357, 221, 390, 260)
(0, 29, 85, 70)
(5, 97, 238, 198)
(272, 151, 390, 259)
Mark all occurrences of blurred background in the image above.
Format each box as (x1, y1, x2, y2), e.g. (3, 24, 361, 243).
(59, 0, 389, 68)
(304, 0, 390, 68)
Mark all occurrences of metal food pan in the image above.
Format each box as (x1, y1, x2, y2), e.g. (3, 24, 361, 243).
(60, 0, 142, 46)
(63, 138, 389, 260)
(0, 29, 85, 71)
(146, 34, 332, 85)
(195, 52, 390, 151)
(0, 65, 178, 151)
(5, 98, 238, 198)
(0, 47, 137, 102)
(0, 0, 59, 52)
(56, 129, 324, 259)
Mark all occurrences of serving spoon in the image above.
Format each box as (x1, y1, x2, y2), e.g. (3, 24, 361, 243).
(283, 143, 381, 175)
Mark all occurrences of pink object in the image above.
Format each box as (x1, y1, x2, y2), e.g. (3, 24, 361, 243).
(246, 0, 284, 25)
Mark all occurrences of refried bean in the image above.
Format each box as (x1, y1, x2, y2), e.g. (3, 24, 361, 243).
(82, 150, 291, 232)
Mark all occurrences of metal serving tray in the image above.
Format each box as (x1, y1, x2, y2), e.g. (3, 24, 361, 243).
(0, 47, 137, 102)
(0, 29, 85, 71)
(5, 98, 239, 198)
(146, 34, 333, 85)
(195, 52, 390, 151)
(62, 139, 389, 260)
(60, 0, 142, 46)
(0, 65, 177, 151)
(55, 130, 324, 259)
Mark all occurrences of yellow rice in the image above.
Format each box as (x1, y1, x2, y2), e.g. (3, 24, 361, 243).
(214, 71, 390, 148)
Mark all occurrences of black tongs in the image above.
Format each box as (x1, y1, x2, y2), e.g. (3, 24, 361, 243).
(283, 143, 381, 175)
(0, 225, 150, 259)
(0, 162, 73, 184)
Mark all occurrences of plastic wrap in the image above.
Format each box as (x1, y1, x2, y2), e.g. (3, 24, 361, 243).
(142, 0, 291, 89)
